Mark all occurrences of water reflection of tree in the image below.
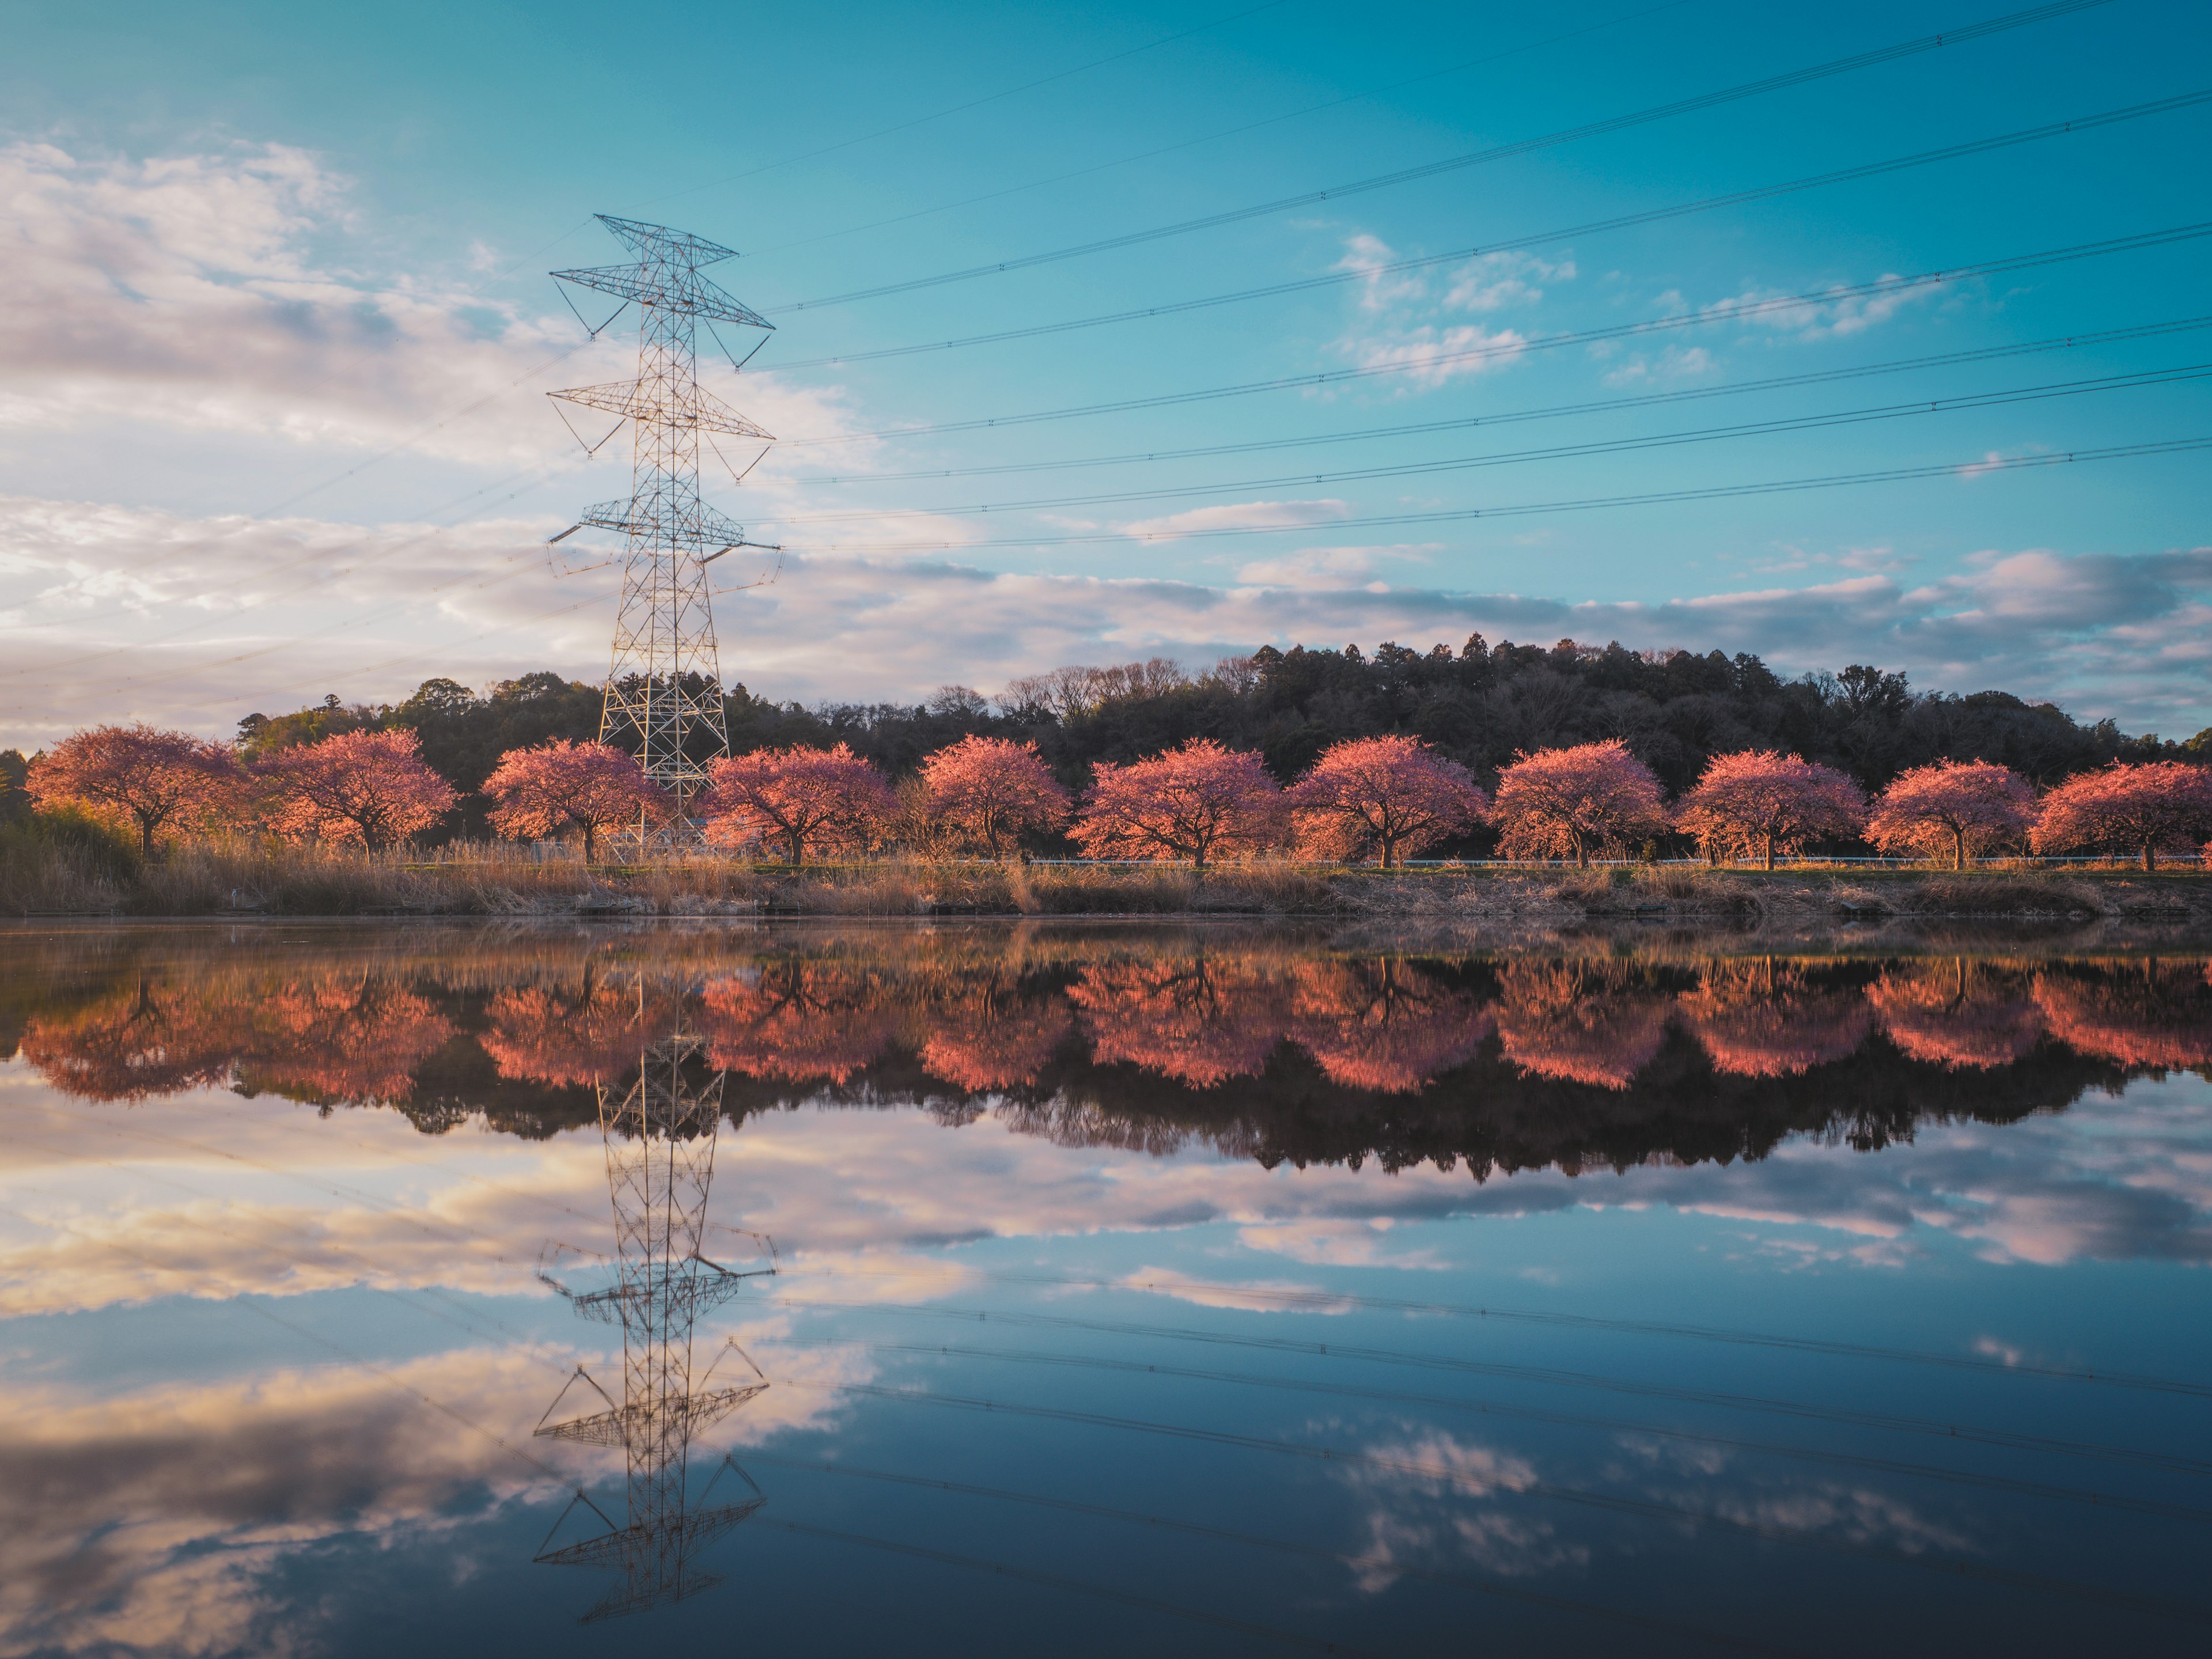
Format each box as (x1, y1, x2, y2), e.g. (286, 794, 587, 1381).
(1868, 960, 2045, 1070)
(483, 974, 682, 1088)
(699, 964, 899, 1084)
(233, 980, 454, 1106)
(13, 934, 2210, 1184)
(1069, 957, 1292, 1087)
(1677, 960, 1871, 1079)
(2032, 960, 2212, 1069)
(17, 978, 237, 1101)
(1494, 962, 1672, 1090)
(1287, 959, 1494, 1093)
(918, 978, 1073, 1092)
(20, 972, 452, 1107)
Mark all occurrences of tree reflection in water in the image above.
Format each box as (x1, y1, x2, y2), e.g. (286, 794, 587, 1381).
(12, 931, 2212, 1180)
(1868, 959, 2046, 1070)
(1493, 961, 1672, 1090)
(700, 964, 899, 1084)
(1289, 959, 1493, 1094)
(2032, 959, 2212, 1069)
(1070, 956, 1291, 1087)
(1677, 959, 1871, 1079)
(919, 978, 1074, 1092)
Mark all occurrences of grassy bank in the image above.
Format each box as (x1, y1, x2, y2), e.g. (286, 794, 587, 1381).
(3, 827, 2209, 923)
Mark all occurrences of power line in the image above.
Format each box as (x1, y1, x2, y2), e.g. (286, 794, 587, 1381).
(753, 363, 2212, 525)
(631, 0, 1304, 213)
(744, 0, 1706, 260)
(774, 222, 2212, 447)
(762, 88, 2212, 374)
(791, 435, 2212, 555)
(786, 316, 2212, 484)
(762, 0, 2123, 315)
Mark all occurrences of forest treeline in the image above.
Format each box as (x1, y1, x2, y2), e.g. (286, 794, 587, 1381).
(7, 633, 2207, 842)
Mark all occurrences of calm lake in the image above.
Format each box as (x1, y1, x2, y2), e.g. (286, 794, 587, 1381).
(3, 920, 2209, 1657)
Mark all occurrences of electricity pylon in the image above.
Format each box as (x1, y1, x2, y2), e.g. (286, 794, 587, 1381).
(534, 988, 776, 1621)
(548, 215, 779, 837)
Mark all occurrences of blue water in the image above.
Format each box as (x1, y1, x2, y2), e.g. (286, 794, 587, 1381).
(1, 922, 2206, 1657)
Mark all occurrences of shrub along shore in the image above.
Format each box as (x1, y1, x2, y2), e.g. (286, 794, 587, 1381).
(3, 830, 2206, 923)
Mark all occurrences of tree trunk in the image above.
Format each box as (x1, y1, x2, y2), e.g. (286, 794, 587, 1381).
(787, 832, 804, 864)
(1574, 841, 1588, 869)
(1763, 832, 1777, 871)
(1705, 840, 1719, 867)
(1953, 827, 1966, 872)
(583, 823, 597, 864)
(2143, 842, 2156, 872)
(137, 815, 156, 858)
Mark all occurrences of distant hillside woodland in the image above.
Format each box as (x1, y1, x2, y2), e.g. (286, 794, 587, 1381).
(130, 634, 2201, 849)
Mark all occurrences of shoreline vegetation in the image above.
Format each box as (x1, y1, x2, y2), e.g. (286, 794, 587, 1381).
(5, 834, 2210, 927)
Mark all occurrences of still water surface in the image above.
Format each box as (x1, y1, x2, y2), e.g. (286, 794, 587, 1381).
(3, 921, 2210, 1657)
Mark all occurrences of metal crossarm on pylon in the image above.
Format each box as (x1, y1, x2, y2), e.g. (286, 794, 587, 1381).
(550, 215, 777, 841)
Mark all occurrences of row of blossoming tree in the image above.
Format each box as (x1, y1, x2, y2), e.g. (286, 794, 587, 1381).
(24, 722, 2212, 869)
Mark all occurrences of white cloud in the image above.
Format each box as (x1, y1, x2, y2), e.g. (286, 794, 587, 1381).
(1340, 324, 1531, 389)
(1119, 498, 1351, 541)
(1601, 344, 1717, 387)
(1442, 251, 1573, 314)
(1328, 236, 1563, 391)
(1699, 274, 1935, 341)
(0, 138, 866, 477)
(6, 494, 2211, 747)
(1114, 1267, 1357, 1313)
(1232, 542, 1433, 591)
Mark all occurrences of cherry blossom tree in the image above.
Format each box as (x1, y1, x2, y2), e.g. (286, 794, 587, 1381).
(1491, 740, 1667, 868)
(483, 740, 667, 862)
(1286, 736, 1489, 868)
(1069, 738, 1283, 871)
(1675, 751, 1865, 870)
(702, 744, 895, 863)
(919, 736, 1073, 857)
(253, 729, 457, 850)
(1864, 760, 2036, 870)
(25, 724, 242, 855)
(2029, 762, 2212, 870)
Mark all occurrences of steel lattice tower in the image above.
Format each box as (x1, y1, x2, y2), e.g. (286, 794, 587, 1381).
(549, 216, 777, 830)
(535, 990, 774, 1620)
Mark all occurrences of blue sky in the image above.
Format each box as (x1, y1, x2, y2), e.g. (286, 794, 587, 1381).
(2, 0, 2209, 748)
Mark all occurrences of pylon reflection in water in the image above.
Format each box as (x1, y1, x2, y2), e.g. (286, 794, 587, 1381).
(534, 998, 775, 1620)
